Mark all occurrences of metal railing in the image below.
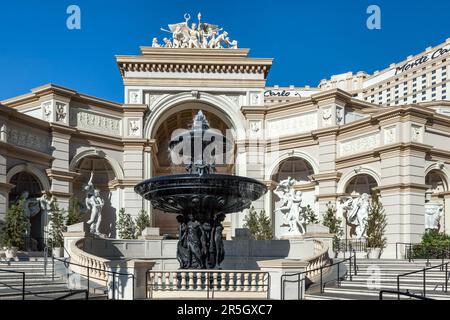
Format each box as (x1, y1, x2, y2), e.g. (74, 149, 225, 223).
(54, 289, 89, 300)
(280, 250, 357, 300)
(336, 239, 367, 255)
(0, 269, 25, 300)
(397, 261, 449, 298)
(396, 242, 450, 264)
(379, 290, 434, 300)
(146, 270, 270, 300)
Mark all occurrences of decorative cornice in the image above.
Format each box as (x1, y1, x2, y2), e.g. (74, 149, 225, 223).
(46, 169, 81, 182)
(309, 172, 342, 182)
(0, 141, 54, 166)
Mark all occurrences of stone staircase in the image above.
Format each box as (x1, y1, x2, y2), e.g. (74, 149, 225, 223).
(0, 258, 107, 300)
(305, 259, 450, 300)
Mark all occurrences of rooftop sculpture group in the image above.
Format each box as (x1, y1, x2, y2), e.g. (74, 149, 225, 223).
(152, 13, 238, 49)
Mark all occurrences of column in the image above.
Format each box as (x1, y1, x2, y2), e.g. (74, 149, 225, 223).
(123, 143, 145, 218)
(0, 153, 13, 221)
(47, 126, 76, 210)
(441, 193, 450, 236)
(144, 141, 157, 226)
(379, 145, 429, 257)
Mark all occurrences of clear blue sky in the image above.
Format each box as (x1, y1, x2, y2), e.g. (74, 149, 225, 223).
(0, 0, 449, 102)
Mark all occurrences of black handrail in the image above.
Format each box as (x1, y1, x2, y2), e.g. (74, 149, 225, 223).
(51, 255, 135, 300)
(379, 290, 434, 300)
(54, 289, 89, 300)
(280, 250, 357, 300)
(0, 269, 25, 300)
(397, 261, 449, 298)
(395, 242, 450, 264)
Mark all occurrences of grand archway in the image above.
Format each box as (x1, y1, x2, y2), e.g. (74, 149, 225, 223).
(150, 103, 236, 237)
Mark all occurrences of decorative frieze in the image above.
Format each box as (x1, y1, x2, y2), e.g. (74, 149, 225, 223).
(128, 119, 141, 137)
(383, 126, 396, 145)
(267, 112, 317, 137)
(6, 126, 50, 153)
(55, 102, 67, 123)
(42, 101, 52, 121)
(74, 111, 121, 136)
(129, 90, 142, 104)
(249, 121, 262, 139)
(339, 133, 380, 157)
(322, 107, 333, 127)
(411, 125, 423, 143)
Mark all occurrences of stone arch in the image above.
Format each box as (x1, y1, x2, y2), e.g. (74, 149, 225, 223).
(7, 164, 51, 191)
(265, 150, 319, 181)
(69, 149, 124, 181)
(337, 166, 381, 194)
(425, 163, 450, 192)
(144, 92, 246, 140)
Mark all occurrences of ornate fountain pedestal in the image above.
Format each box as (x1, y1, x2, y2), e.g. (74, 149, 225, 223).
(135, 111, 267, 269)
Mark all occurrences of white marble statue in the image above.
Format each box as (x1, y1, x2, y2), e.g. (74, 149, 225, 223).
(341, 193, 370, 238)
(84, 172, 104, 235)
(156, 13, 238, 49)
(424, 202, 444, 231)
(37, 191, 55, 242)
(274, 177, 306, 235)
(18, 191, 40, 237)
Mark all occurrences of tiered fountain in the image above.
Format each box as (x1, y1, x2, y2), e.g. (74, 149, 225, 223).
(135, 111, 267, 269)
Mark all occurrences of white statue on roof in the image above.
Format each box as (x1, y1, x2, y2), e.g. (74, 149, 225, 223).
(156, 13, 238, 49)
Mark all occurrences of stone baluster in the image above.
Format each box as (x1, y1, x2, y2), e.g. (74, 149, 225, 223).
(196, 272, 202, 290)
(180, 272, 187, 290)
(251, 273, 257, 292)
(236, 273, 243, 291)
(258, 273, 266, 292)
(157, 272, 163, 290)
(220, 272, 226, 291)
(243, 273, 250, 292)
(164, 272, 170, 290)
(188, 272, 194, 290)
(213, 272, 219, 291)
(229, 272, 235, 291)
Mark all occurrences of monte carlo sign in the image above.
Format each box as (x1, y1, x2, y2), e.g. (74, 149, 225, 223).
(395, 44, 450, 75)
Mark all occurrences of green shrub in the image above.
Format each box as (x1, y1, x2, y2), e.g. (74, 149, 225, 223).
(67, 197, 83, 226)
(305, 205, 319, 225)
(1, 199, 29, 250)
(322, 202, 343, 252)
(411, 230, 450, 259)
(135, 210, 151, 237)
(117, 208, 136, 240)
(366, 193, 388, 249)
(243, 206, 273, 240)
(49, 200, 66, 248)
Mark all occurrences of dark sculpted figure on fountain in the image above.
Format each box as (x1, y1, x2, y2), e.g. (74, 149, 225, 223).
(176, 212, 226, 269)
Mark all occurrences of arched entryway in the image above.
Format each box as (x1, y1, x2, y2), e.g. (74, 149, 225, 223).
(72, 155, 120, 238)
(150, 103, 236, 237)
(344, 174, 378, 196)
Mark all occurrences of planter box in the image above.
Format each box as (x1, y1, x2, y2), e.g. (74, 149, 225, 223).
(5, 247, 19, 261)
(367, 248, 382, 259)
(53, 247, 64, 258)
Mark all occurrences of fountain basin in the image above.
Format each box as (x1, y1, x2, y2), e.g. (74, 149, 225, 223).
(135, 174, 267, 218)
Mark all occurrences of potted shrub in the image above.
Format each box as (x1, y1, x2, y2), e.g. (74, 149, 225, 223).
(135, 210, 151, 238)
(1, 200, 29, 261)
(366, 193, 387, 259)
(49, 200, 66, 258)
(322, 202, 344, 258)
(117, 208, 136, 240)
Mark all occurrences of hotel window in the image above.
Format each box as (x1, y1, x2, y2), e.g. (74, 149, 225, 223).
(432, 87, 436, 92)
(443, 84, 447, 88)
(432, 93, 436, 97)
(432, 76, 436, 80)
(404, 81, 407, 85)
(432, 70, 436, 74)
(432, 82, 436, 86)
(413, 89, 417, 93)
(404, 98, 407, 102)
(422, 80, 426, 84)
(395, 85, 399, 89)
(413, 83, 417, 87)
(413, 100, 417, 103)
(443, 96, 447, 99)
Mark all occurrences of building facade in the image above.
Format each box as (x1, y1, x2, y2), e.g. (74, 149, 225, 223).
(1, 17, 450, 257)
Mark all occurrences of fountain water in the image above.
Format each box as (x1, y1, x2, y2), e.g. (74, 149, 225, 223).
(135, 111, 267, 269)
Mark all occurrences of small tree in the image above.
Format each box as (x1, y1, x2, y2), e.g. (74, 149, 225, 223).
(1, 199, 29, 250)
(243, 206, 273, 240)
(322, 202, 344, 252)
(304, 205, 319, 225)
(67, 197, 83, 226)
(117, 208, 136, 240)
(49, 200, 66, 248)
(135, 210, 151, 238)
(366, 193, 388, 249)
